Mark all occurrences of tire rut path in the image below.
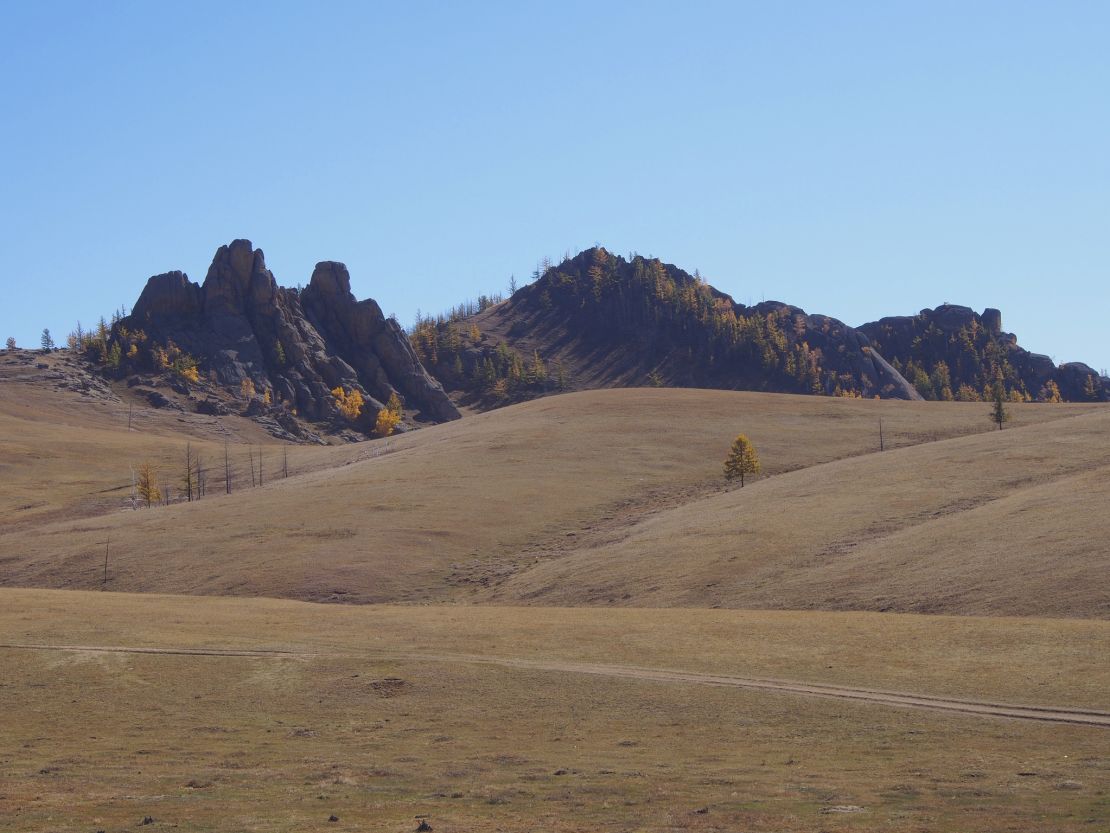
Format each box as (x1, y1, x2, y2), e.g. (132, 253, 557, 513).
(4, 642, 1108, 727)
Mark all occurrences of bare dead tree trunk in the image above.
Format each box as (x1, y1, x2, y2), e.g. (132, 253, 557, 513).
(258, 447, 263, 487)
(196, 454, 205, 498)
(283, 446, 288, 479)
(184, 442, 194, 502)
(249, 449, 256, 488)
(102, 535, 109, 587)
(224, 441, 231, 494)
(879, 417, 884, 452)
(128, 403, 132, 431)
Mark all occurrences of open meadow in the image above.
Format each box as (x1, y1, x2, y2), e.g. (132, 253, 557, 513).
(1, 356, 1108, 831)
(1, 591, 1107, 832)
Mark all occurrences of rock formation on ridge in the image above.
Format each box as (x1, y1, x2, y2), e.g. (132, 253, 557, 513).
(859, 304, 1109, 402)
(117, 239, 459, 432)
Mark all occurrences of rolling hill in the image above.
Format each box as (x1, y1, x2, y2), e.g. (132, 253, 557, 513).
(1, 361, 1105, 615)
(3, 339, 1109, 833)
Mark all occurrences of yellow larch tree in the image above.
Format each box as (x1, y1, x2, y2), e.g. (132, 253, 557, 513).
(374, 391, 403, 437)
(332, 386, 365, 421)
(723, 434, 761, 487)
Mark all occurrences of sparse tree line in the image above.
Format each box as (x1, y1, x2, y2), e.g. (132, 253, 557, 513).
(131, 442, 291, 509)
(531, 248, 851, 395)
(413, 249, 876, 399)
(407, 249, 1106, 404)
(328, 386, 404, 437)
(875, 317, 1097, 403)
(411, 316, 570, 402)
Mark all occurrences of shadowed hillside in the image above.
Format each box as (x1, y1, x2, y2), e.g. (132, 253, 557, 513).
(860, 304, 1110, 403)
(411, 247, 919, 406)
(410, 247, 1110, 411)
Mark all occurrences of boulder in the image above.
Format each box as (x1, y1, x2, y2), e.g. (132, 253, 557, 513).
(142, 389, 180, 410)
(195, 397, 229, 416)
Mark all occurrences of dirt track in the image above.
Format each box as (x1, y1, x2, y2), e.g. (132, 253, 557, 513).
(5, 641, 1108, 727)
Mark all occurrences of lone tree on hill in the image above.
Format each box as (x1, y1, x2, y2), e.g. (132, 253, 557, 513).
(724, 434, 761, 486)
(40, 328, 54, 352)
(989, 388, 1010, 430)
(5, 336, 15, 350)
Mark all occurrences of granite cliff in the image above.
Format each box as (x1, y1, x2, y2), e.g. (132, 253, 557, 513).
(114, 239, 459, 435)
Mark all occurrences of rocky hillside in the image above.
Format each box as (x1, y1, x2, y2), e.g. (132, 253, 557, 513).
(97, 239, 459, 438)
(859, 305, 1109, 402)
(412, 247, 920, 406)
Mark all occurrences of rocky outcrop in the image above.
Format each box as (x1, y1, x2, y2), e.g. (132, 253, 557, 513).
(859, 304, 1109, 402)
(300, 262, 460, 423)
(120, 240, 460, 429)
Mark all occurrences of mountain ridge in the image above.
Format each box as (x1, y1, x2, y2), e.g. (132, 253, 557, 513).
(411, 247, 1109, 407)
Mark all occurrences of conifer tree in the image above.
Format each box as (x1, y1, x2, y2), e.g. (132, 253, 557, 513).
(1040, 380, 1062, 403)
(374, 391, 403, 437)
(989, 386, 1010, 430)
(723, 434, 761, 486)
(137, 462, 162, 507)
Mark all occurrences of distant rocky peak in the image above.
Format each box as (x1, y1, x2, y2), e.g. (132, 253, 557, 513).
(116, 239, 460, 436)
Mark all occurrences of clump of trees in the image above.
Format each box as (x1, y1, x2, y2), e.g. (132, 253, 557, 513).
(872, 316, 1061, 402)
(407, 286, 577, 403)
(5, 337, 15, 350)
(374, 391, 403, 437)
(67, 312, 205, 385)
(1039, 380, 1062, 403)
(331, 386, 364, 421)
(411, 314, 567, 402)
(724, 434, 761, 486)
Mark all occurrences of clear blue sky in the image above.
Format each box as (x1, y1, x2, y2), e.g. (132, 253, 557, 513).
(2, 1, 1108, 371)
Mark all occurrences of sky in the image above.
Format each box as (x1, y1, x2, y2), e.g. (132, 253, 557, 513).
(2, 1, 1108, 371)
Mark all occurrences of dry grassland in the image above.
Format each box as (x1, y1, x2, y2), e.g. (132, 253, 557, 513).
(0, 352, 285, 530)
(1, 590, 1106, 832)
(493, 408, 1110, 617)
(2, 382, 1103, 610)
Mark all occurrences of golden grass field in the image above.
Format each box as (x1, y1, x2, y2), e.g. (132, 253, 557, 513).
(1, 350, 1107, 831)
(2, 590, 1108, 832)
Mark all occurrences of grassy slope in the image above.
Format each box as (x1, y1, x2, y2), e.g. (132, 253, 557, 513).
(3, 364, 1108, 832)
(493, 408, 1110, 617)
(2, 383, 1100, 608)
(1, 590, 1106, 832)
(0, 350, 285, 530)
